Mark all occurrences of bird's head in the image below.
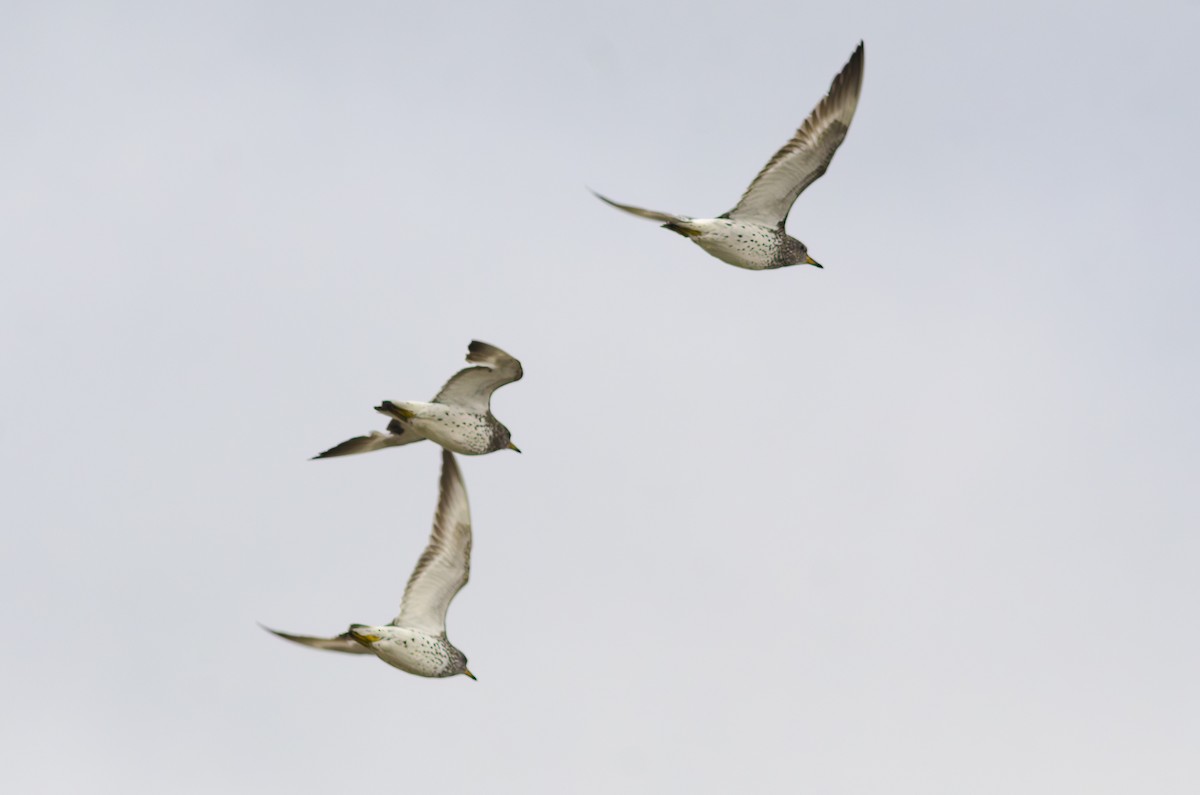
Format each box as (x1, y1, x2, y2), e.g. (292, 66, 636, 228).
(448, 646, 477, 680)
(498, 424, 521, 453)
(783, 237, 822, 268)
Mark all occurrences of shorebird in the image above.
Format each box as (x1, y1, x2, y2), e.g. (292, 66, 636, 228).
(594, 41, 864, 271)
(263, 449, 477, 680)
(314, 340, 522, 459)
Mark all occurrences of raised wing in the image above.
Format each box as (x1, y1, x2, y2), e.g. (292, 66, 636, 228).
(392, 450, 472, 635)
(727, 42, 864, 227)
(432, 340, 523, 414)
(591, 190, 690, 224)
(260, 624, 374, 655)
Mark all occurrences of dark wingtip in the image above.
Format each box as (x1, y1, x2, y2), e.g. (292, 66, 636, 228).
(848, 41, 865, 80)
(466, 340, 515, 366)
(591, 190, 620, 208)
(311, 442, 351, 459)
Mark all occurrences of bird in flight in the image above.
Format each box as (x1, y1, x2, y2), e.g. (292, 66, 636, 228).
(263, 449, 478, 680)
(594, 41, 864, 271)
(313, 340, 523, 459)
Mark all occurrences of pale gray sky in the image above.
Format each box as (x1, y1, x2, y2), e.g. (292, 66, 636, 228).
(2, 1, 1198, 793)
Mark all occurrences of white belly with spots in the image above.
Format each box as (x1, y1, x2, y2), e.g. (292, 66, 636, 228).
(398, 402, 496, 455)
(372, 629, 455, 677)
(687, 219, 783, 270)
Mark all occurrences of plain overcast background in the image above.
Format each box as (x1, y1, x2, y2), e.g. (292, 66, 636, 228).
(3, 1, 1198, 792)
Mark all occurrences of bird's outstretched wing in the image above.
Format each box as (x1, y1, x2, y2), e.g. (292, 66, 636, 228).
(591, 190, 691, 224)
(392, 450, 472, 635)
(432, 340, 523, 415)
(727, 42, 864, 227)
(311, 420, 425, 459)
(260, 625, 374, 655)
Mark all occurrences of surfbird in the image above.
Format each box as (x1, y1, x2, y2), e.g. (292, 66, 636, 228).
(263, 449, 478, 680)
(594, 41, 864, 271)
(314, 340, 522, 459)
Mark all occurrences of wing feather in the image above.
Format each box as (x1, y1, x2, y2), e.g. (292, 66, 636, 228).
(260, 625, 374, 655)
(728, 42, 864, 226)
(591, 190, 689, 224)
(311, 423, 424, 459)
(393, 450, 471, 635)
(432, 340, 523, 414)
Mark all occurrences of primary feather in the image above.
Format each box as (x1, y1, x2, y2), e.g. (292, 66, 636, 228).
(432, 340, 524, 415)
(728, 42, 864, 226)
(392, 449, 472, 635)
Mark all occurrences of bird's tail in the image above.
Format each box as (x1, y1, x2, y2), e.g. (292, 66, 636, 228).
(376, 400, 415, 422)
(661, 222, 702, 238)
